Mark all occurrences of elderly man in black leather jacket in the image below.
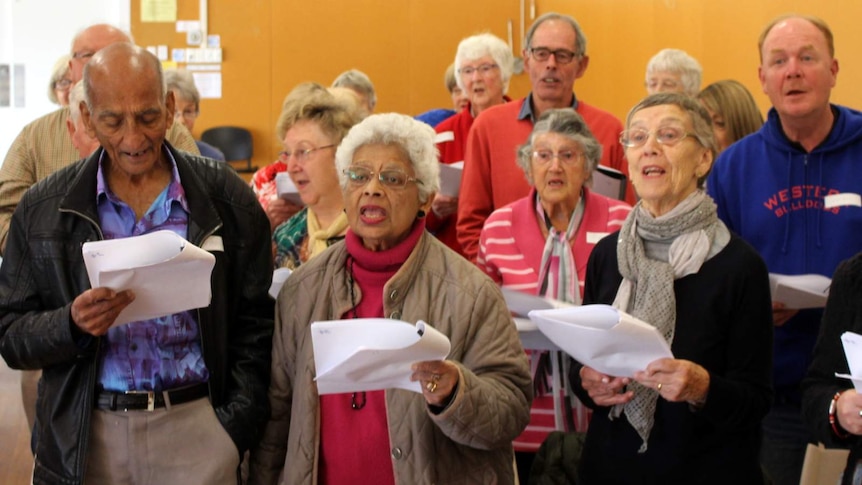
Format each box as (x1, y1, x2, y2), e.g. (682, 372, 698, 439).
(0, 43, 273, 485)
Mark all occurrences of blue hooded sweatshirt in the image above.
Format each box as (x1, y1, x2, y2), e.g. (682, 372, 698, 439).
(708, 104, 862, 400)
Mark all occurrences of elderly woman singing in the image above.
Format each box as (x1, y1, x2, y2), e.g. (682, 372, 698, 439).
(249, 113, 532, 485)
(477, 108, 631, 481)
(569, 93, 773, 484)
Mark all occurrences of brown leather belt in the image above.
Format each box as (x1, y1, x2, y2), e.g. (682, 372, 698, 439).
(95, 382, 209, 412)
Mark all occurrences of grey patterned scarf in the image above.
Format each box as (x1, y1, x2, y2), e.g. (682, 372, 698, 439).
(610, 190, 725, 452)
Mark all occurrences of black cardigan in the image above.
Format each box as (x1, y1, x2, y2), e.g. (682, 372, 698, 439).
(569, 231, 773, 485)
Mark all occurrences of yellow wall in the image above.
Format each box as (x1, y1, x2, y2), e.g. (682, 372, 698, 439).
(131, 0, 862, 171)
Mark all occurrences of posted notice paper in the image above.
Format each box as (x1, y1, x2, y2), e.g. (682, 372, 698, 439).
(82, 230, 216, 326)
(528, 304, 673, 378)
(312, 318, 451, 394)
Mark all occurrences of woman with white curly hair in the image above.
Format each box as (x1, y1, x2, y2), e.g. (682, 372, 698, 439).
(250, 113, 532, 485)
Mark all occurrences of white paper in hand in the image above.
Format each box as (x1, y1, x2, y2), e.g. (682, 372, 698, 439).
(438, 161, 464, 197)
(275, 172, 303, 205)
(82, 230, 216, 327)
(528, 304, 673, 377)
(837, 332, 862, 392)
(501, 287, 573, 318)
(312, 318, 451, 394)
(769, 273, 831, 309)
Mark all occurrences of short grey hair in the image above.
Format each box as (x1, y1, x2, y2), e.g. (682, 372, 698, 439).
(68, 81, 86, 122)
(454, 33, 515, 94)
(332, 69, 376, 111)
(516, 108, 602, 185)
(645, 48, 703, 97)
(164, 68, 200, 109)
(336, 113, 440, 203)
(625, 92, 716, 187)
(525, 12, 587, 57)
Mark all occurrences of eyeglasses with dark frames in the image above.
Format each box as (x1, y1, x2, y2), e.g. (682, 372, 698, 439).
(528, 47, 579, 64)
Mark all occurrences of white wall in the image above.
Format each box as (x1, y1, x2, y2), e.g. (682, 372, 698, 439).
(0, 0, 129, 158)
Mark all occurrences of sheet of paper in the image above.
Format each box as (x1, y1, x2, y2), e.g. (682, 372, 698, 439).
(528, 304, 673, 377)
(312, 318, 451, 394)
(268, 267, 292, 299)
(514, 317, 560, 351)
(591, 164, 627, 201)
(275, 172, 303, 206)
(769, 273, 831, 309)
(438, 161, 464, 197)
(501, 287, 573, 318)
(838, 332, 862, 392)
(82, 231, 216, 326)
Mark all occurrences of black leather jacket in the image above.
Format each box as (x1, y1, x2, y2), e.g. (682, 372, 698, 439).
(0, 145, 274, 485)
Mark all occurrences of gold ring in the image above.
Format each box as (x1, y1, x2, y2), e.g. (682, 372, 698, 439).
(657, 383, 662, 391)
(426, 380, 438, 393)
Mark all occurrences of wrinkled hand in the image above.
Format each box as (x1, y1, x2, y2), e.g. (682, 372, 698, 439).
(634, 358, 710, 404)
(836, 390, 862, 435)
(579, 365, 633, 406)
(431, 195, 458, 219)
(70, 288, 135, 337)
(412, 360, 460, 407)
(772, 301, 798, 327)
(267, 198, 302, 230)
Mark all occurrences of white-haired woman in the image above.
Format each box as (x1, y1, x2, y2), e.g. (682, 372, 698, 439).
(644, 48, 702, 97)
(571, 93, 772, 483)
(430, 32, 515, 257)
(250, 113, 532, 485)
(478, 108, 632, 482)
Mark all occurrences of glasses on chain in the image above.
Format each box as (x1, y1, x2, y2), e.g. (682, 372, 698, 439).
(278, 144, 336, 164)
(343, 166, 423, 189)
(531, 150, 582, 165)
(528, 47, 579, 64)
(458, 63, 499, 76)
(619, 127, 698, 148)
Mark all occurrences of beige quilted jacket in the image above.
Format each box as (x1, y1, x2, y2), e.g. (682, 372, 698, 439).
(249, 232, 532, 484)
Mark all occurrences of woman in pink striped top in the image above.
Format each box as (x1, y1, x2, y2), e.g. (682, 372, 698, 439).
(477, 108, 632, 482)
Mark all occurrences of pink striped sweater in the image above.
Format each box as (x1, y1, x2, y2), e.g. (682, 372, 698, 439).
(478, 187, 631, 451)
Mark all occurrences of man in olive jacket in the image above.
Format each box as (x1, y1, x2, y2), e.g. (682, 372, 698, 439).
(0, 43, 273, 485)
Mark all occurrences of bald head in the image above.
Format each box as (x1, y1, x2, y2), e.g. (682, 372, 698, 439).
(83, 43, 166, 109)
(69, 24, 133, 83)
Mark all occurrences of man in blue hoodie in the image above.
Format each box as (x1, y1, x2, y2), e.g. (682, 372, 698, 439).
(708, 14, 862, 485)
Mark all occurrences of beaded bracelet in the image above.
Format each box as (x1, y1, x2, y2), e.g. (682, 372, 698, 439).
(829, 391, 850, 439)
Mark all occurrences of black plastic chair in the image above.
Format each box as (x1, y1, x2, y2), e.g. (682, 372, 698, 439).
(201, 126, 257, 172)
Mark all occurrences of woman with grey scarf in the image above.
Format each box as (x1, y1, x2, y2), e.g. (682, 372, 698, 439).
(569, 93, 773, 485)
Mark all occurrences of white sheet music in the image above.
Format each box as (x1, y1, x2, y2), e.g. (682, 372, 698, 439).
(82, 230, 216, 327)
(528, 304, 673, 377)
(312, 318, 451, 394)
(769, 273, 831, 309)
(275, 172, 303, 205)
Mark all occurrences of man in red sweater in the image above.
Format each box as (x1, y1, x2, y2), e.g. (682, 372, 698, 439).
(456, 12, 631, 261)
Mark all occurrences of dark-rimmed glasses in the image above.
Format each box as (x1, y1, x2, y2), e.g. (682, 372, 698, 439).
(528, 47, 579, 64)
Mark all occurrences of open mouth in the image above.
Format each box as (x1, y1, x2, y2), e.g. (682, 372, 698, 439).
(360, 206, 387, 222)
(642, 166, 665, 177)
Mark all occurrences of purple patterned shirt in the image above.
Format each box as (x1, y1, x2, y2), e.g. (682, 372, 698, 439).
(95, 148, 209, 392)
